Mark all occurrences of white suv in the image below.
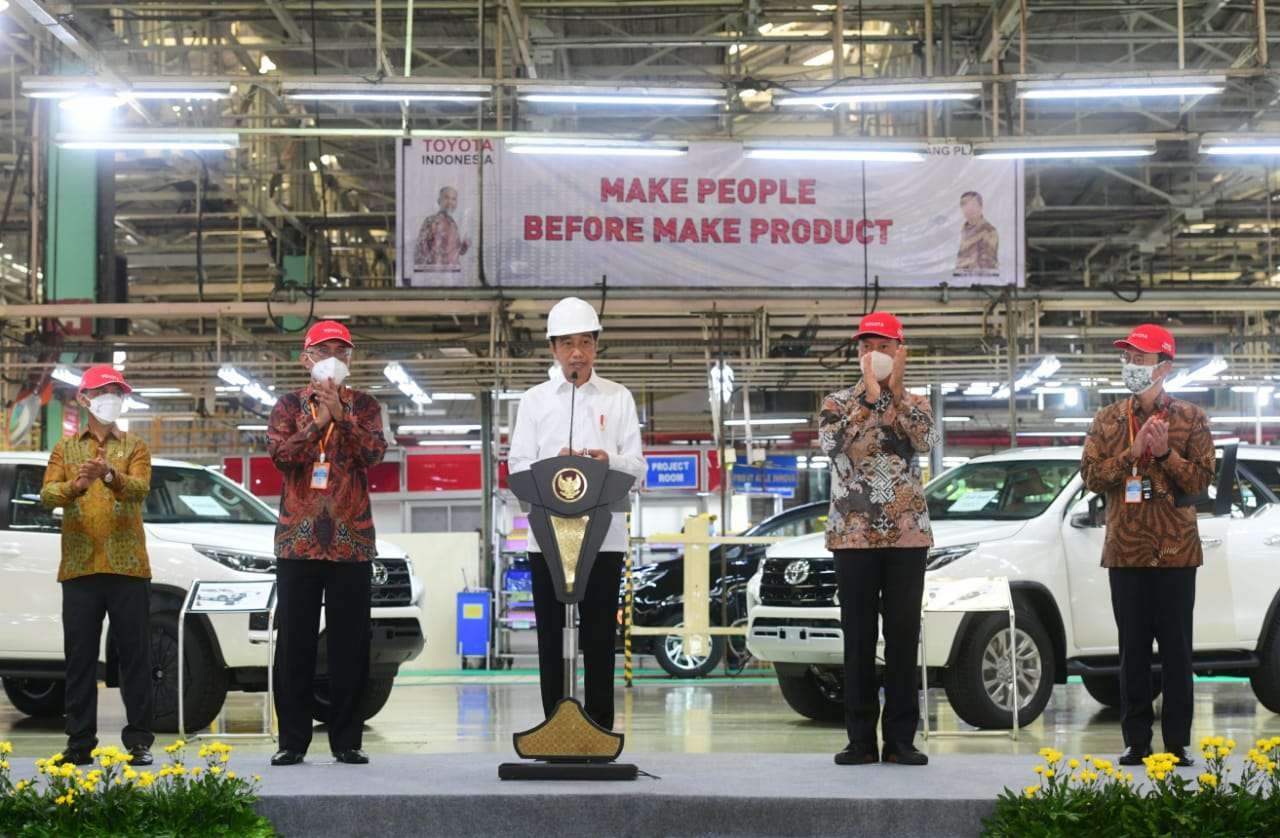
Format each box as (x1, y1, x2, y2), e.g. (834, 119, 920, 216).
(0, 452, 425, 733)
(746, 443, 1280, 729)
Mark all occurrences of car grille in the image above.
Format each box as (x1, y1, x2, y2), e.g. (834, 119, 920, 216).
(759, 557, 837, 607)
(370, 558, 413, 607)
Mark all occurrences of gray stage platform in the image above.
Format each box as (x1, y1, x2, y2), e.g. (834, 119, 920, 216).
(5, 753, 1217, 837)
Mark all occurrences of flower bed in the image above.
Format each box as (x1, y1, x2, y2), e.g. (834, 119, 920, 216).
(0, 739, 274, 837)
(984, 736, 1280, 837)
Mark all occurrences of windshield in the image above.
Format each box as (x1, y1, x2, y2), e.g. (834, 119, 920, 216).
(926, 460, 1078, 521)
(143, 467, 277, 524)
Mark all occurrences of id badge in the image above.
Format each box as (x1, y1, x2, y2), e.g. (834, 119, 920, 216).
(310, 461, 331, 491)
(1125, 476, 1143, 504)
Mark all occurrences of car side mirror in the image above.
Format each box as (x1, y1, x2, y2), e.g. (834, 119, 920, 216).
(1070, 495, 1104, 529)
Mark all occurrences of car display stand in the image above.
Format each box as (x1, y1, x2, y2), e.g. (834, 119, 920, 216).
(498, 455, 638, 781)
(179, 579, 278, 741)
(920, 576, 1022, 741)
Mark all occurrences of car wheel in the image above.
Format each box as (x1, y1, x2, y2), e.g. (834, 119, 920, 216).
(943, 607, 1055, 729)
(652, 616, 724, 678)
(1, 677, 65, 718)
(313, 676, 396, 724)
(1081, 673, 1162, 709)
(150, 611, 229, 734)
(776, 667, 844, 722)
(1250, 612, 1280, 714)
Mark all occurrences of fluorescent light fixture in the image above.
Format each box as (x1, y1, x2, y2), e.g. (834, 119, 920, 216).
(23, 77, 231, 101)
(1018, 74, 1225, 100)
(416, 439, 485, 447)
(975, 144, 1155, 161)
(58, 132, 240, 151)
(1016, 431, 1087, 438)
(709, 363, 735, 404)
(242, 382, 277, 407)
(992, 355, 1061, 399)
(383, 362, 433, 405)
(724, 418, 808, 427)
(123, 397, 149, 413)
(217, 365, 250, 387)
(1211, 416, 1280, 424)
(1165, 356, 1228, 392)
(505, 138, 687, 158)
(519, 85, 722, 107)
(52, 366, 83, 387)
(113, 351, 127, 372)
(397, 424, 482, 434)
(776, 80, 980, 108)
(1258, 387, 1276, 407)
(941, 416, 972, 423)
(1202, 134, 1280, 157)
(744, 143, 926, 163)
(238, 425, 269, 431)
(283, 79, 491, 102)
(216, 365, 276, 406)
(1055, 417, 1094, 425)
(133, 387, 184, 395)
(429, 393, 476, 401)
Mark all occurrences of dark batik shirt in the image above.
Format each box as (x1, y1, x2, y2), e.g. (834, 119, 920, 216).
(267, 386, 387, 562)
(1081, 394, 1215, 569)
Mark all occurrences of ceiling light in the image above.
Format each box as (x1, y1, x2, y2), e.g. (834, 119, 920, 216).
(1055, 417, 1094, 425)
(1166, 356, 1228, 392)
(776, 80, 981, 108)
(941, 416, 973, 423)
(429, 393, 477, 401)
(398, 424, 482, 434)
(1015, 431, 1087, 438)
(384, 362, 433, 405)
(1018, 74, 1225, 100)
(975, 145, 1155, 161)
(237, 424, 269, 431)
(216, 365, 276, 407)
(723, 418, 809, 427)
(52, 366, 83, 387)
(519, 85, 722, 107)
(744, 143, 926, 163)
(1211, 416, 1280, 424)
(283, 79, 491, 103)
(1201, 134, 1280, 157)
(58, 132, 240, 151)
(505, 138, 687, 157)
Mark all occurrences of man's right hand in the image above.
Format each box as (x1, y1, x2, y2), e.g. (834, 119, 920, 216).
(860, 353, 882, 402)
(1130, 420, 1154, 461)
(313, 401, 333, 429)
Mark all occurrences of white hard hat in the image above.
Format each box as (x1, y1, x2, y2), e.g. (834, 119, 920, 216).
(546, 297, 602, 339)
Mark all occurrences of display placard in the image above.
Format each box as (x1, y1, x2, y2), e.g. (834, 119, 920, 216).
(186, 580, 276, 614)
(645, 454, 700, 490)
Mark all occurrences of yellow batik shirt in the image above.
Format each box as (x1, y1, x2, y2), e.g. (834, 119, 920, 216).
(40, 427, 152, 582)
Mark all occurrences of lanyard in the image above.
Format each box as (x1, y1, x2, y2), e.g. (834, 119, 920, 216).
(308, 400, 337, 463)
(1126, 397, 1168, 475)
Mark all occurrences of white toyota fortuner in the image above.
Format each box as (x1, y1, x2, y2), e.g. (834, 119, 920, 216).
(0, 452, 425, 732)
(746, 443, 1280, 729)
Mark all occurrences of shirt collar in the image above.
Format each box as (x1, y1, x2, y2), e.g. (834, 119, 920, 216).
(555, 370, 600, 394)
(77, 425, 121, 443)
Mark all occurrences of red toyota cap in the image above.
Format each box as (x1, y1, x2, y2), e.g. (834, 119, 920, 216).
(78, 365, 133, 395)
(304, 320, 354, 349)
(1115, 324, 1175, 360)
(855, 311, 905, 342)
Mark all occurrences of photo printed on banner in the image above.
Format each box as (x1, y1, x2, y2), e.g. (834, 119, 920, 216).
(396, 137, 496, 287)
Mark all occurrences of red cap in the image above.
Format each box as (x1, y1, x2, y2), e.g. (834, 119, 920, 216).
(1115, 324, 1175, 359)
(304, 320, 354, 349)
(855, 311, 904, 342)
(78, 365, 133, 395)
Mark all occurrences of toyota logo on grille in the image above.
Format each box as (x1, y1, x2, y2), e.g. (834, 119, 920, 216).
(783, 560, 811, 585)
(371, 561, 389, 586)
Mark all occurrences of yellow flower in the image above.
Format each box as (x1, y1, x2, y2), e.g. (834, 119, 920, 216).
(100, 756, 113, 768)
(124, 767, 138, 780)
(14, 780, 27, 792)
(0, 760, 7, 770)
(54, 795, 66, 806)
(1024, 785, 1038, 798)
(220, 753, 230, 763)
(1204, 749, 1216, 761)
(1068, 759, 1080, 770)
(0, 741, 12, 755)
(49, 753, 63, 764)
(60, 763, 75, 778)
(253, 774, 263, 783)
(1154, 771, 1167, 781)
(1033, 765, 1044, 775)
(1212, 736, 1225, 748)
(1226, 739, 1236, 750)
(210, 766, 222, 776)
(227, 771, 237, 780)
(1199, 773, 1218, 789)
(1218, 747, 1232, 758)
(1045, 769, 1056, 778)
(190, 766, 202, 777)
(1083, 754, 1092, 762)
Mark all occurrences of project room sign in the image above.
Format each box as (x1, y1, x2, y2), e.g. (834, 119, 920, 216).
(397, 139, 1023, 289)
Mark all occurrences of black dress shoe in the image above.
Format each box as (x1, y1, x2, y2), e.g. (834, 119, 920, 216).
(834, 743, 879, 766)
(270, 749, 306, 766)
(1167, 747, 1194, 767)
(128, 747, 153, 766)
(333, 749, 369, 765)
(1118, 745, 1153, 766)
(63, 748, 93, 767)
(882, 743, 929, 766)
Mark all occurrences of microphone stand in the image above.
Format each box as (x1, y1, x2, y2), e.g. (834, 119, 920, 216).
(564, 368, 579, 700)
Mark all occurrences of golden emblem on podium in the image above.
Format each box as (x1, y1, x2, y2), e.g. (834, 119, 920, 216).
(552, 468, 587, 503)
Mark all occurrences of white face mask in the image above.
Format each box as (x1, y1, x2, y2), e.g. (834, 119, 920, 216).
(1122, 362, 1158, 395)
(310, 356, 349, 386)
(868, 350, 895, 382)
(87, 394, 124, 424)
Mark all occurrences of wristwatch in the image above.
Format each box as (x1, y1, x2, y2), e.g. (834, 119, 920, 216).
(103, 467, 115, 484)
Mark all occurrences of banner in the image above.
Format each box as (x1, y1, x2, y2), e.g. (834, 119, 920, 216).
(397, 140, 1023, 288)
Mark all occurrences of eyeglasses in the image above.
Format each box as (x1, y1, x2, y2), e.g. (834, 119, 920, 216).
(1120, 350, 1160, 366)
(307, 345, 353, 360)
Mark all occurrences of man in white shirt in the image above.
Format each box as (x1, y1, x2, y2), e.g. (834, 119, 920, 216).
(508, 297, 646, 730)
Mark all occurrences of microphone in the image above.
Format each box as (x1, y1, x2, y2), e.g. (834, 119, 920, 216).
(568, 369, 578, 456)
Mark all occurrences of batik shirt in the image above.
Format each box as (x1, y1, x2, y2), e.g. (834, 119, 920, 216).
(819, 381, 940, 550)
(1080, 394, 1214, 568)
(267, 386, 388, 562)
(955, 218, 999, 273)
(41, 427, 152, 582)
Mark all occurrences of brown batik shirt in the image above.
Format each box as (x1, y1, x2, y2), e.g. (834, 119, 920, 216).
(1080, 393, 1215, 569)
(819, 381, 940, 551)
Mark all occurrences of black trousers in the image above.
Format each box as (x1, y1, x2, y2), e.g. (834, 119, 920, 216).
(529, 551, 624, 731)
(1109, 566, 1196, 749)
(833, 547, 928, 748)
(273, 559, 372, 754)
(61, 574, 154, 752)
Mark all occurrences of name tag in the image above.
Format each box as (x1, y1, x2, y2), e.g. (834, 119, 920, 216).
(311, 462, 331, 491)
(1125, 476, 1143, 505)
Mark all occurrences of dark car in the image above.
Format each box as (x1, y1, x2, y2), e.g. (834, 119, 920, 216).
(620, 501, 827, 677)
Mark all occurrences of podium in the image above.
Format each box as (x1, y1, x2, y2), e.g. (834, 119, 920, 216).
(498, 454, 638, 781)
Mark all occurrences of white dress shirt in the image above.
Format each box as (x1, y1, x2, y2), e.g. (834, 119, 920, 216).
(508, 370, 645, 553)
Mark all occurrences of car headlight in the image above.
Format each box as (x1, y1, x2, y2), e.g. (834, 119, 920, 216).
(194, 545, 276, 574)
(926, 543, 978, 572)
(746, 569, 763, 610)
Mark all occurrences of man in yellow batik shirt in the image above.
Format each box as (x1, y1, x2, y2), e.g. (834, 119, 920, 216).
(41, 365, 154, 767)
